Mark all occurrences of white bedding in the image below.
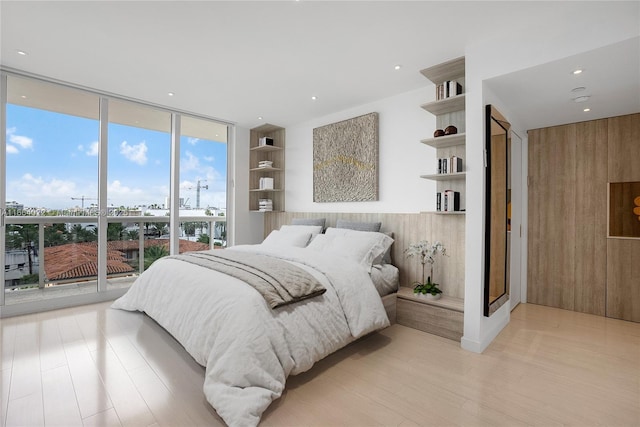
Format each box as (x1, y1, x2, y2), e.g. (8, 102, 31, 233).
(111, 244, 390, 427)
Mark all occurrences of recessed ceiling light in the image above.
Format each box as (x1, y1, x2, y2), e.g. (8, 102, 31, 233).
(311, 96, 317, 101)
(258, 116, 263, 120)
(167, 92, 175, 97)
(583, 108, 591, 112)
(394, 64, 402, 70)
(16, 50, 28, 56)
(571, 87, 586, 93)
(572, 69, 583, 75)
(573, 95, 590, 103)
(21, 95, 27, 99)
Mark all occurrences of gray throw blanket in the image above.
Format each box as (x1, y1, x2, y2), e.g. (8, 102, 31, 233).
(166, 250, 326, 309)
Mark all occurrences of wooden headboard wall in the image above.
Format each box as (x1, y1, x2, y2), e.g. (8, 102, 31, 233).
(264, 212, 465, 299)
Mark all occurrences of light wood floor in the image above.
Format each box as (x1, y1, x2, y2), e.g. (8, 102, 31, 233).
(1, 302, 638, 427)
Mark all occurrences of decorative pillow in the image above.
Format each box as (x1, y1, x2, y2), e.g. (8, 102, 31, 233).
(262, 230, 312, 248)
(336, 219, 382, 232)
(322, 227, 394, 271)
(381, 231, 394, 264)
(291, 217, 326, 230)
(280, 224, 323, 239)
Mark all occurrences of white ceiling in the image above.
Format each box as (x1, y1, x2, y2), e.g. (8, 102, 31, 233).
(1, 1, 639, 131)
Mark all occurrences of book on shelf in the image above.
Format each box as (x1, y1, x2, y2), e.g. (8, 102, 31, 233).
(259, 177, 274, 190)
(443, 190, 460, 212)
(258, 137, 274, 146)
(438, 156, 464, 174)
(436, 192, 442, 211)
(258, 160, 273, 168)
(258, 198, 273, 212)
(452, 156, 463, 173)
(447, 80, 462, 97)
(435, 80, 463, 100)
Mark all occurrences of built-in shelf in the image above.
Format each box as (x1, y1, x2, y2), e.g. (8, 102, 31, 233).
(420, 172, 466, 181)
(250, 210, 283, 213)
(249, 124, 285, 212)
(398, 286, 464, 312)
(420, 133, 466, 148)
(420, 94, 465, 115)
(249, 167, 282, 172)
(250, 145, 283, 152)
(419, 56, 466, 84)
(427, 211, 466, 215)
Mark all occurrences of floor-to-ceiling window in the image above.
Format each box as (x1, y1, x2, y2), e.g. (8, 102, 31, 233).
(4, 75, 101, 306)
(178, 115, 228, 253)
(1, 71, 231, 314)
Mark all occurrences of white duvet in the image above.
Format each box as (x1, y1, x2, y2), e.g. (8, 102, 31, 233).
(111, 244, 390, 426)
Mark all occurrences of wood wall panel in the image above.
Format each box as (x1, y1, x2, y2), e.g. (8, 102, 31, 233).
(573, 119, 608, 316)
(607, 239, 640, 322)
(264, 212, 466, 298)
(608, 113, 640, 182)
(529, 113, 640, 322)
(527, 125, 577, 311)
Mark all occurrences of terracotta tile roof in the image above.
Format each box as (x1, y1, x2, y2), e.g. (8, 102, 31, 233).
(44, 239, 211, 281)
(44, 242, 134, 281)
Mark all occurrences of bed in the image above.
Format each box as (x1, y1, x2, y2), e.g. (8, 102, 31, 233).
(111, 224, 397, 427)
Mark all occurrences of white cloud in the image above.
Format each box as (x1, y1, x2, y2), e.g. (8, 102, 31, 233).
(187, 137, 199, 145)
(7, 173, 79, 208)
(86, 141, 99, 156)
(203, 155, 215, 162)
(6, 145, 18, 154)
(6, 127, 33, 152)
(120, 140, 147, 165)
(181, 151, 200, 172)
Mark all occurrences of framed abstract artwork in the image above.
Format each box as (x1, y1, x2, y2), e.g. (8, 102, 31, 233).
(313, 112, 379, 202)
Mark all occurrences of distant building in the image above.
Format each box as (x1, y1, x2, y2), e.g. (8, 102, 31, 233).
(4, 248, 39, 288)
(6, 201, 24, 213)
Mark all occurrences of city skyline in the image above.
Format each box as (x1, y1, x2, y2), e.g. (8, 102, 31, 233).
(6, 104, 228, 211)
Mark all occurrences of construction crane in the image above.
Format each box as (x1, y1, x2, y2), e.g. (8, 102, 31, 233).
(186, 180, 208, 209)
(71, 195, 98, 209)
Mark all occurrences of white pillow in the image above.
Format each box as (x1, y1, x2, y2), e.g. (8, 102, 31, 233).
(279, 224, 323, 239)
(319, 227, 394, 271)
(306, 233, 332, 251)
(262, 230, 312, 248)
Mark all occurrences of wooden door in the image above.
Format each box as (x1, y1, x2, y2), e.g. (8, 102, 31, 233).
(528, 124, 577, 310)
(527, 120, 608, 315)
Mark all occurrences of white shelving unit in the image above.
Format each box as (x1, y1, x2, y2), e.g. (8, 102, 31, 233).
(419, 57, 466, 214)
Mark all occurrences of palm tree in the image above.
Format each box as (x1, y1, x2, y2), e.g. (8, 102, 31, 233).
(126, 230, 139, 240)
(107, 223, 125, 241)
(144, 245, 169, 269)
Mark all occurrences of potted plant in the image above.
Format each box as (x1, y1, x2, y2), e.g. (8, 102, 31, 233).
(404, 240, 447, 299)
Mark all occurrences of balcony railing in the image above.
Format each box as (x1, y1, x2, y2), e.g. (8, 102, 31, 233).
(3, 215, 226, 307)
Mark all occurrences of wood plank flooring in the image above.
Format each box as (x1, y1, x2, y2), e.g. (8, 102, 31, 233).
(1, 302, 638, 426)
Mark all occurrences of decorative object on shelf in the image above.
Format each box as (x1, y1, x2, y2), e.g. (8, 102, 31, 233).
(433, 129, 445, 137)
(313, 112, 379, 203)
(635, 196, 640, 221)
(258, 137, 274, 146)
(444, 125, 458, 135)
(404, 240, 447, 297)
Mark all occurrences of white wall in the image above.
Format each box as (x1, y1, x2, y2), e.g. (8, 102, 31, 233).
(286, 87, 436, 213)
(232, 125, 265, 245)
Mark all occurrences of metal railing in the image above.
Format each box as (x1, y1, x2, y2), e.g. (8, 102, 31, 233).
(3, 215, 226, 302)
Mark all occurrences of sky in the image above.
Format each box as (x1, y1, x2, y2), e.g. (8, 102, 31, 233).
(6, 104, 227, 212)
